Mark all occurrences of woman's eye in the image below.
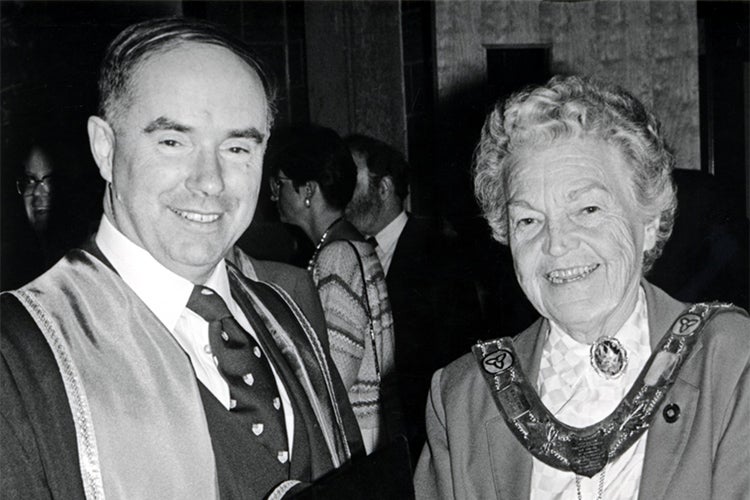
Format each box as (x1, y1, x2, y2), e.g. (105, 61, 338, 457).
(518, 218, 536, 227)
(582, 206, 600, 214)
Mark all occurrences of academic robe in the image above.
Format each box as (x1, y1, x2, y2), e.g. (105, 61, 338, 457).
(1, 244, 362, 499)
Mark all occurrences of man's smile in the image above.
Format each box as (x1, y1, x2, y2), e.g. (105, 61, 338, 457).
(170, 207, 222, 223)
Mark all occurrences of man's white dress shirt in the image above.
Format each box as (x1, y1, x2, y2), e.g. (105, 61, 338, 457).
(95, 216, 294, 451)
(530, 287, 651, 500)
(370, 210, 408, 275)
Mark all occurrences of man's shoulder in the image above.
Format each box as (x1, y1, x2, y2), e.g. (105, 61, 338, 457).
(239, 257, 315, 306)
(252, 257, 309, 284)
(230, 247, 310, 291)
(235, 254, 329, 346)
(392, 216, 453, 263)
(399, 215, 443, 244)
(1, 292, 38, 338)
(0, 294, 85, 499)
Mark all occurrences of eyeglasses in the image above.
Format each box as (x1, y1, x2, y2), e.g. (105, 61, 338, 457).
(269, 175, 294, 201)
(16, 174, 55, 195)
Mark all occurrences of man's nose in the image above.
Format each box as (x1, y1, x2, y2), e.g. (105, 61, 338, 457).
(34, 181, 52, 194)
(186, 150, 225, 195)
(27, 180, 51, 197)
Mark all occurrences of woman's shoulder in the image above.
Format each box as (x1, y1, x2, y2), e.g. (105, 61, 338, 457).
(700, 305, 750, 359)
(315, 240, 361, 278)
(318, 239, 359, 263)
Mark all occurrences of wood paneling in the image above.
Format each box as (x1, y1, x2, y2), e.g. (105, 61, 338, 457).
(306, 1, 407, 154)
(435, 0, 700, 171)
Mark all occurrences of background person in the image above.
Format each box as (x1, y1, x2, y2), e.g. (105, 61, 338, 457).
(344, 133, 485, 463)
(414, 75, 749, 499)
(3, 139, 87, 289)
(1, 18, 362, 499)
(267, 124, 400, 455)
(19, 144, 55, 236)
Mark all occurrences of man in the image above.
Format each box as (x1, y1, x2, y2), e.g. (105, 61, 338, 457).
(1, 18, 362, 499)
(344, 134, 484, 463)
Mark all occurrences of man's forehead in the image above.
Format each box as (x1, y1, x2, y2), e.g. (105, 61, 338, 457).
(25, 149, 54, 171)
(136, 41, 261, 80)
(122, 42, 268, 129)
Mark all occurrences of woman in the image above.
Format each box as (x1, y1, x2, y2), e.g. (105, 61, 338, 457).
(268, 124, 398, 454)
(414, 76, 749, 499)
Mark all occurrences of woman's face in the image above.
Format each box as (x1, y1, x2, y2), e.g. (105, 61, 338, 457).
(506, 137, 659, 341)
(271, 169, 305, 226)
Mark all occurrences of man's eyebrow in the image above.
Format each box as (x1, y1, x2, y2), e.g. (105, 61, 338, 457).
(228, 127, 265, 143)
(143, 116, 191, 134)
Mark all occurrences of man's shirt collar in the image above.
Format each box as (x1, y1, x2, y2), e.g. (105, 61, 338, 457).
(371, 210, 408, 273)
(95, 215, 229, 332)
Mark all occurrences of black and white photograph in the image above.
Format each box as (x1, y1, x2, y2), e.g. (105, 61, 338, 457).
(1, 1, 748, 499)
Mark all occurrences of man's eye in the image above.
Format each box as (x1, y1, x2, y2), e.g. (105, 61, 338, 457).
(582, 206, 600, 214)
(228, 146, 249, 154)
(160, 139, 180, 147)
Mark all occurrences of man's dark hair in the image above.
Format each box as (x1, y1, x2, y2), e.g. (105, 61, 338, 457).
(344, 134, 409, 201)
(98, 17, 276, 125)
(267, 124, 357, 211)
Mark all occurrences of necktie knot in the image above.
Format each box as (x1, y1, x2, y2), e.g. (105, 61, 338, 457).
(366, 236, 378, 248)
(187, 285, 233, 323)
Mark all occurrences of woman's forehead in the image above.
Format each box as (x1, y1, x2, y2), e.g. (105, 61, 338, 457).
(507, 138, 635, 202)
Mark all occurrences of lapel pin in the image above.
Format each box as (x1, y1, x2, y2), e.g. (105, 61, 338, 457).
(663, 403, 680, 423)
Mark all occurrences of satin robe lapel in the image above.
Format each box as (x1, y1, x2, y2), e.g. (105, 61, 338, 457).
(639, 282, 698, 499)
(227, 271, 335, 477)
(487, 319, 547, 499)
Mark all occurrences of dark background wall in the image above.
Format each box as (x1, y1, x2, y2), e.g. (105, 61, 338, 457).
(2, 0, 747, 318)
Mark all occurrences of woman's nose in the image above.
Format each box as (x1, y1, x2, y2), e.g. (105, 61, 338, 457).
(543, 219, 577, 256)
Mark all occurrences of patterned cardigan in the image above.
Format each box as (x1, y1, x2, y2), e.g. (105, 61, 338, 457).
(311, 237, 397, 454)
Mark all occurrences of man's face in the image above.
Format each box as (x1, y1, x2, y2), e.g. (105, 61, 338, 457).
(506, 138, 658, 341)
(345, 152, 383, 235)
(21, 147, 55, 231)
(96, 42, 269, 283)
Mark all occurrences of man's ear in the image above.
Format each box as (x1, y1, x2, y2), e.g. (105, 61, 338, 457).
(643, 215, 660, 253)
(378, 176, 393, 200)
(87, 116, 115, 183)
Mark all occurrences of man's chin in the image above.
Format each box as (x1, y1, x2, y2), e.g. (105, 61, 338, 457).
(162, 248, 229, 282)
(345, 211, 370, 234)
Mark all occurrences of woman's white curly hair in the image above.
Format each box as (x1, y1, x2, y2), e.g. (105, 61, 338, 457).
(473, 75, 677, 273)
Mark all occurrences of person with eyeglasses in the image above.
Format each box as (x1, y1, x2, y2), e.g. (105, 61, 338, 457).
(17, 144, 56, 235)
(1, 18, 365, 499)
(267, 124, 402, 455)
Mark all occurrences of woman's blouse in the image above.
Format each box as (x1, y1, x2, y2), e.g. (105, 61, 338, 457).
(311, 239, 396, 454)
(530, 288, 652, 500)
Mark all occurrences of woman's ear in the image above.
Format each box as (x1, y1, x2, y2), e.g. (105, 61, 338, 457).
(643, 215, 660, 253)
(87, 116, 115, 183)
(305, 181, 318, 198)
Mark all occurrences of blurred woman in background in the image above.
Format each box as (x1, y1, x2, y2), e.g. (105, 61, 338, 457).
(268, 124, 400, 454)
